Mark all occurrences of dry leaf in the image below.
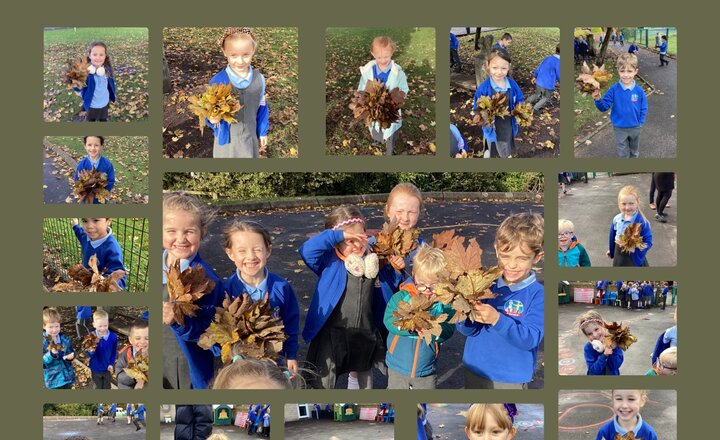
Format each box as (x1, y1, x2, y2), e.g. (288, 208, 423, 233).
(81, 333, 99, 352)
(123, 352, 149, 383)
(473, 92, 510, 127)
(50, 255, 124, 292)
(391, 294, 447, 344)
(63, 57, 90, 89)
(74, 167, 110, 204)
(349, 79, 406, 129)
(165, 260, 215, 327)
(188, 83, 243, 135)
(45, 335, 64, 353)
(618, 223, 648, 253)
(512, 102, 534, 128)
(604, 321, 638, 351)
(371, 218, 420, 271)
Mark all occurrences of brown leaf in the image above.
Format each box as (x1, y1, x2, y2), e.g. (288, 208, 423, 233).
(371, 218, 420, 270)
(81, 333, 99, 352)
(165, 260, 215, 327)
(618, 223, 648, 254)
(49, 254, 124, 292)
(473, 92, 510, 127)
(391, 295, 447, 344)
(511, 102, 534, 128)
(45, 335, 64, 353)
(123, 352, 149, 383)
(187, 83, 243, 135)
(349, 79, 406, 129)
(62, 57, 90, 89)
(74, 167, 110, 204)
(604, 321, 638, 351)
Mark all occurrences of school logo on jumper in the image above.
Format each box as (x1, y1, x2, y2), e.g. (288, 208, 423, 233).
(631, 93, 639, 102)
(503, 300, 524, 317)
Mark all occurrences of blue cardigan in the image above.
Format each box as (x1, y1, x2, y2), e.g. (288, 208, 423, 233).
(208, 69, 269, 146)
(473, 77, 524, 142)
(78, 66, 116, 111)
(223, 271, 300, 360)
(608, 211, 653, 266)
(585, 342, 624, 375)
(88, 330, 118, 373)
(298, 229, 384, 342)
(73, 225, 126, 289)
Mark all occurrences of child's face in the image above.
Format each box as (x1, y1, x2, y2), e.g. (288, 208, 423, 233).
(225, 231, 271, 283)
(372, 44, 394, 71)
(414, 271, 439, 300)
(583, 322, 606, 342)
(612, 390, 646, 426)
(81, 218, 111, 241)
(163, 209, 202, 263)
(338, 223, 366, 257)
(93, 317, 109, 335)
(129, 327, 149, 352)
(656, 357, 677, 376)
(386, 194, 420, 230)
(495, 244, 542, 285)
(558, 229, 573, 247)
(44, 320, 61, 337)
(89, 45, 107, 68)
(464, 413, 516, 440)
(223, 37, 255, 75)
(487, 57, 511, 83)
(84, 137, 104, 160)
(618, 65, 638, 86)
(618, 194, 639, 218)
(500, 37, 512, 47)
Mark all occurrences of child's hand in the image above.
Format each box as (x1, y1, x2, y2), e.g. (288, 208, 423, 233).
(50, 347, 59, 355)
(531, 77, 536, 84)
(286, 359, 299, 376)
(471, 302, 500, 325)
(107, 365, 114, 374)
(162, 301, 176, 325)
(604, 345, 613, 356)
(134, 379, 145, 389)
(71, 218, 79, 226)
(592, 89, 601, 100)
(388, 255, 405, 271)
(606, 250, 612, 258)
(342, 231, 368, 245)
(63, 352, 75, 361)
(259, 136, 268, 148)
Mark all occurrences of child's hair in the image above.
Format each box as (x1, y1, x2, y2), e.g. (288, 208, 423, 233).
(207, 434, 230, 440)
(486, 48, 512, 67)
(495, 213, 544, 256)
(371, 36, 397, 53)
(86, 41, 113, 75)
(465, 404, 515, 432)
(93, 309, 108, 321)
(43, 307, 61, 324)
(555, 44, 560, 54)
(83, 135, 105, 145)
(611, 389, 647, 398)
(658, 346, 677, 370)
(417, 404, 426, 418)
(324, 205, 365, 230)
(223, 220, 272, 250)
(212, 358, 293, 389)
(500, 33, 513, 42)
(616, 53, 639, 70)
(662, 35, 668, 41)
(412, 243, 448, 281)
(617, 185, 646, 219)
(384, 182, 424, 219)
(558, 219, 575, 233)
(129, 318, 149, 334)
(218, 27, 258, 50)
(574, 310, 605, 336)
(163, 191, 215, 239)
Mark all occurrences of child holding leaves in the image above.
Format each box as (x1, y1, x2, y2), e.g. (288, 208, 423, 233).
(86, 309, 118, 389)
(72, 217, 126, 290)
(73, 136, 115, 204)
(116, 318, 149, 389)
(575, 310, 624, 375)
(42, 307, 75, 389)
(596, 390, 658, 440)
(607, 185, 653, 267)
(74, 41, 116, 122)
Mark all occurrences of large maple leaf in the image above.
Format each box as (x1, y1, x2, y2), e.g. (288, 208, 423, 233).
(50, 254, 124, 292)
(371, 218, 420, 271)
(123, 352, 149, 383)
(74, 166, 110, 204)
(349, 79, 406, 129)
(604, 321, 638, 351)
(165, 260, 215, 327)
(618, 223, 648, 254)
(188, 83, 243, 135)
(391, 294, 448, 345)
(198, 293, 286, 364)
(473, 92, 510, 127)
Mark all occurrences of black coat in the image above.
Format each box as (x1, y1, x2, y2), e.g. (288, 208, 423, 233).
(174, 405, 213, 440)
(653, 172, 675, 191)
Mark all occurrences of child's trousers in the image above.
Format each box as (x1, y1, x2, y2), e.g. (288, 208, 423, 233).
(464, 368, 527, 389)
(614, 126, 641, 158)
(370, 128, 399, 156)
(86, 105, 109, 122)
(76, 318, 91, 339)
(387, 369, 437, 389)
(92, 371, 112, 389)
(527, 85, 553, 111)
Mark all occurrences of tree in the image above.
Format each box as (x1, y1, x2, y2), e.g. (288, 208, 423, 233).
(596, 28, 615, 67)
(472, 32, 495, 87)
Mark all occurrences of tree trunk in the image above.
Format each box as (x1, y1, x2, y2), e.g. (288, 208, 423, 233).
(474, 27, 482, 50)
(162, 54, 172, 94)
(596, 28, 614, 67)
(586, 34, 596, 58)
(473, 34, 494, 87)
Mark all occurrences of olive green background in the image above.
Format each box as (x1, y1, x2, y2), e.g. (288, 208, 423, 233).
(10, 0, 712, 438)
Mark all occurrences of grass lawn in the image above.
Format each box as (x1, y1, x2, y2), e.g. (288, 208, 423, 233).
(162, 27, 298, 158)
(43, 27, 149, 122)
(325, 27, 436, 155)
(46, 136, 149, 203)
(43, 218, 150, 292)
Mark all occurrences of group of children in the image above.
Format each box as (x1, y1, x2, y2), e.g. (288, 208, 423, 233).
(43, 307, 148, 389)
(95, 403, 145, 431)
(163, 183, 545, 390)
(245, 404, 271, 437)
(559, 184, 653, 267)
(592, 280, 672, 310)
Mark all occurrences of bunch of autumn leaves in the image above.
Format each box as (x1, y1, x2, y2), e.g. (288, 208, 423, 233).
(474, 93, 534, 130)
(164, 260, 286, 365)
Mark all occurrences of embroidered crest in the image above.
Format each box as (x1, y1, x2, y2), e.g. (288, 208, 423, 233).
(503, 299, 524, 317)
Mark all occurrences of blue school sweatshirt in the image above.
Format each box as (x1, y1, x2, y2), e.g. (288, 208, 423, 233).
(73, 225, 126, 289)
(88, 330, 118, 373)
(77, 66, 116, 111)
(450, 33, 459, 49)
(224, 270, 300, 360)
(596, 416, 658, 440)
(456, 272, 544, 383)
(608, 211, 653, 266)
(594, 81, 648, 128)
(473, 77, 525, 143)
(74, 156, 115, 204)
(133, 405, 146, 421)
(533, 55, 560, 91)
(165, 252, 223, 389)
(76, 306, 92, 319)
(659, 40, 668, 55)
(585, 342, 624, 375)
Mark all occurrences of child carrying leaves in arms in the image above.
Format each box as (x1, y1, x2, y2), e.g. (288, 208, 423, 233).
(384, 244, 455, 389)
(575, 310, 625, 375)
(71, 217, 126, 290)
(42, 307, 75, 389)
(596, 390, 658, 440)
(73, 136, 115, 204)
(67, 41, 116, 121)
(116, 318, 149, 389)
(607, 185, 653, 267)
(85, 309, 118, 389)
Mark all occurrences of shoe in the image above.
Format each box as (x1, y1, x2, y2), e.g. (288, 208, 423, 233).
(649, 203, 656, 210)
(654, 214, 667, 223)
(136, 426, 141, 431)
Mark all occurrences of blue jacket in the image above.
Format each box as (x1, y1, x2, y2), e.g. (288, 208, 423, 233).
(133, 405, 146, 421)
(596, 417, 658, 440)
(98, 404, 103, 415)
(76, 306, 92, 319)
(456, 272, 544, 383)
(659, 40, 668, 55)
(595, 82, 648, 128)
(75, 156, 115, 204)
(166, 252, 223, 389)
(43, 332, 75, 388)
(450, 123, 466, 156)
(533, 55, 560, 91)
(298, 229, 384, 342)
(88, 330, 118, 373)
(223, 271, 300, 360)
(473, 77, 525, 143)
(585, 342, 624, 375)
(450, 33, 459, 49)
(628, 44, 639, 54)
(78, 66, 116, 111)
(643, 284, 654, 297)
(110, 403, 117, 414)
(558, 237, 591, 267)
(384, 281, 455, 378)
(608, 211, 653, 266)
(73, 225, 126, 289)
(417, 403, 429, 440)
(208, 68, 269, 146)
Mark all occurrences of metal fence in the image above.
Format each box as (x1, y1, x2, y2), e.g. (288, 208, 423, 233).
(43, 218, 149, 292)
(623, 27, 676, 52)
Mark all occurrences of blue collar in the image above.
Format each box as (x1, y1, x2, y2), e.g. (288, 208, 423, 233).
(237, 268, 269, 301)
(162, 250, 197, 284)
(620, 80, 636, 91)
(613, 414, 643, 436)
(496, 271, 537, 292)
(88, 227, 113, 249)
(225, 65, 254, 88)
(490, 77, 510, 92)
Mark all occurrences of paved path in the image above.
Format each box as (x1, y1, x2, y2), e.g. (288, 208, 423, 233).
(43, 147, 71, 203)
(284, 418, 394, 440)
(575, 45, 677, 158)
(558, 301, 677, 375)
(43, 417, 145, 440)
(558, 173, 677, 267)
(160, 422, 246, 439)
(425, 403, 544, 440)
